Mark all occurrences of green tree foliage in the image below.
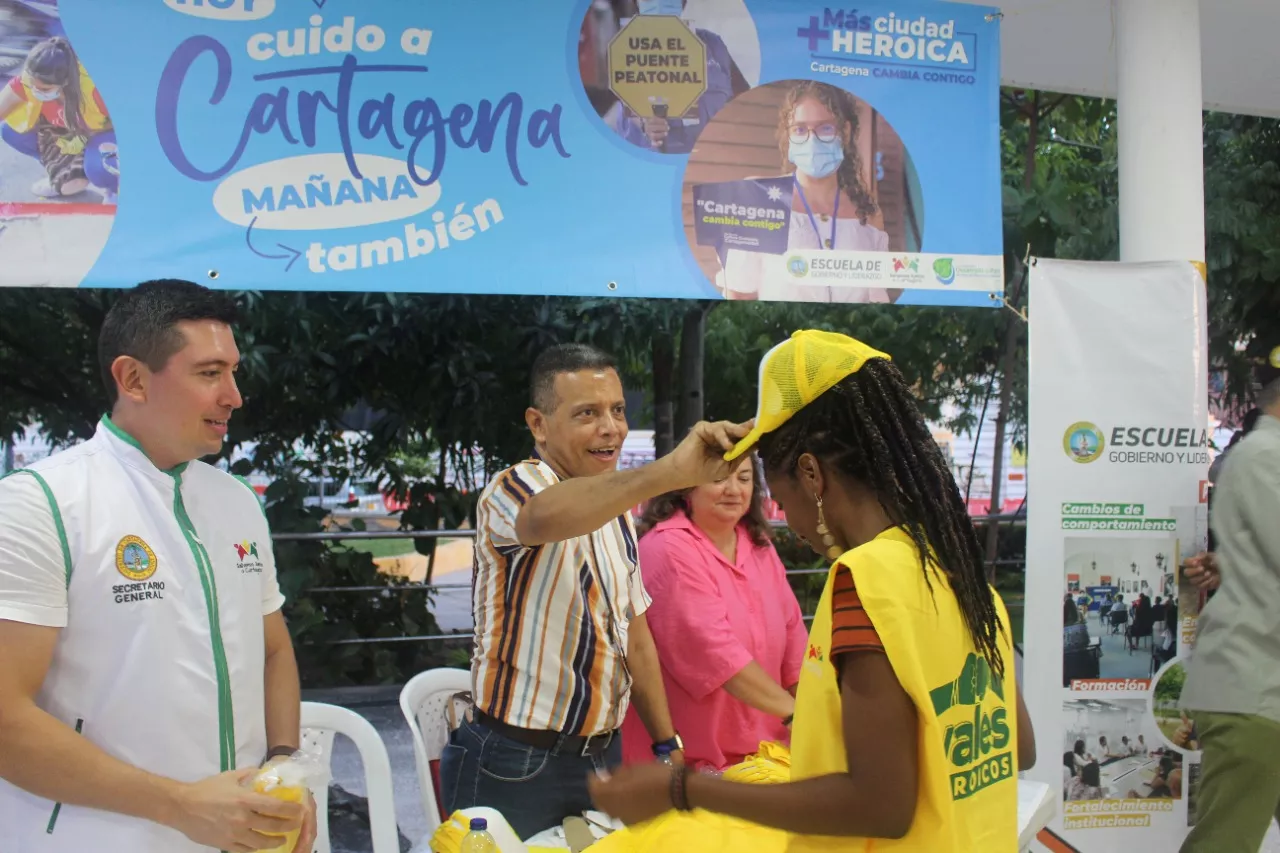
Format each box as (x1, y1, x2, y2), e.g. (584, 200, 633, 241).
(259, 472, 453, 685)
(1154, 662, 1187, 704)
(0, 289, 110, 444)
(1203, 115, 1280, 401)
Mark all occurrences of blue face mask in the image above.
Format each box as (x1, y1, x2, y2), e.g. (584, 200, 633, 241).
(789, 136, 844, 179)
(638, 0, 683, 15)
(23, 77, 62, 102)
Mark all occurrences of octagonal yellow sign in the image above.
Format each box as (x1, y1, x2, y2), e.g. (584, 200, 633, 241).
(607, 16, 707, 119)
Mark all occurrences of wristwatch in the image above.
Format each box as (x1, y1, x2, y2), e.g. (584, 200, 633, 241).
(261, 745, 297, 765)
(652, 733, 684, 755)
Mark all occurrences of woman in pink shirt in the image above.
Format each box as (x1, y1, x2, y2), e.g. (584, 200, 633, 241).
(620, 454, 808, 771)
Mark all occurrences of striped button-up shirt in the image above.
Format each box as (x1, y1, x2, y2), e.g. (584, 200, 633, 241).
(470, 457, 651, 736)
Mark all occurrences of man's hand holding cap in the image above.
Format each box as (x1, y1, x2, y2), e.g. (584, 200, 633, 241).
(663, 419, 754, 489)
(723, 330, 891, 462)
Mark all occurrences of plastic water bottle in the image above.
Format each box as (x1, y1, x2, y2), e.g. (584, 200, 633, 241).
(655, 744, 674, 765)
(460, 817, 497, 853)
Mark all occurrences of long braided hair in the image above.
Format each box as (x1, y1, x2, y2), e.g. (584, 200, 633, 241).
(757, 357, 1006, 679)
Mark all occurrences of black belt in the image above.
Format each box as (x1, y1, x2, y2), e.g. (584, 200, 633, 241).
(473, 709, 617, 758)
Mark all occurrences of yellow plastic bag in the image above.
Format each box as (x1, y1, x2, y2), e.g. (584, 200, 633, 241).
(722, 741, 792, 785)
(252, 780, 306, 853)
(589, 810, 788, 853)
(247, 748, 328, 853)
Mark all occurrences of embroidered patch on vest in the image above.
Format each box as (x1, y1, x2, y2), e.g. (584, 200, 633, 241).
(115, 535, 158, 582)
(234, 540, 265, 574)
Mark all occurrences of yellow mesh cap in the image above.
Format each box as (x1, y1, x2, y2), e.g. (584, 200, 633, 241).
(725, 330, 891, 461)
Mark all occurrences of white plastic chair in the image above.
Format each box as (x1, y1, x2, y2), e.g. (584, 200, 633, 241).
(301, 701, 401, 853)
(399, 667, 473, 833)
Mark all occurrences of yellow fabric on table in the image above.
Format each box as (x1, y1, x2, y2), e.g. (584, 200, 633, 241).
(589, 810, 788, 853)
(722, 741, 792, 785)
(427, 813, 470, 853)
(429, 745, 793, 853)
(586, 745, 793, 853)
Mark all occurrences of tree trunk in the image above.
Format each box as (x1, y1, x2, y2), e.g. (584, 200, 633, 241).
(652, 332, 676, 458)
(424, 453, 450, 585)
(983, 92, 1040, 581)
(984, 274, 1022, 580)
(676, 304, 709, 438)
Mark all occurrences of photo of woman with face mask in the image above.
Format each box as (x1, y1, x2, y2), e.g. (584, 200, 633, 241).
(776, 81, 885, 253)
(714, 80, 896, 302)
(0, 35, 117, 203)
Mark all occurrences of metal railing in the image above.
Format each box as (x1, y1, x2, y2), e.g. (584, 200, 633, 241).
(276, 517, 1026, 647)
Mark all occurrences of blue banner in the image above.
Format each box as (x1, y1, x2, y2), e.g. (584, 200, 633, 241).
(0, 0, 1003, 306)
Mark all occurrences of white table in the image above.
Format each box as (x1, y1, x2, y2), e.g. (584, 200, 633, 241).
(524, 812, 619, 849)
(1100, 754, 1158, 794)
(1018, 779, 1056, 851)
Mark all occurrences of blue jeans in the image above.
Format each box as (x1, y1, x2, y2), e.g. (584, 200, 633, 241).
(438, 716, 622, 840)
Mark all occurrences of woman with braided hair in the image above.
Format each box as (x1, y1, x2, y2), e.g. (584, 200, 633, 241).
(591, 330, 1036, 852)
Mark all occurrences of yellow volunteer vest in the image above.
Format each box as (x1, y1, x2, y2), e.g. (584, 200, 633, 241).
(5, 64, 110, 134)
(787, 527, 1018, 852)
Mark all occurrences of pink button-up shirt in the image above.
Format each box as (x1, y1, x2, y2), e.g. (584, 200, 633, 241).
(621, 512, 808, 770)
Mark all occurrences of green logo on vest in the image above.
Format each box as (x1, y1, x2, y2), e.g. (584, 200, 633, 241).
(930, 651, 1004, 715)
(933, 653, 1014, 801)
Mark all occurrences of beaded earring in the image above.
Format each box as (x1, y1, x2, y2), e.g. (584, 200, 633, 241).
(815, 496, 844, 560)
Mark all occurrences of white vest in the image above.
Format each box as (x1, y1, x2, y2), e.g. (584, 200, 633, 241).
(0, 419, 278, 852)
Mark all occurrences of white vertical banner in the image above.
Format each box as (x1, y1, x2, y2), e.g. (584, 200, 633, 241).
(1024, 259, 1209, 851)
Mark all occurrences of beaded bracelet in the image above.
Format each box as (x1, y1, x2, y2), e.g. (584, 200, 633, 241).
(669, 764, 693, 811)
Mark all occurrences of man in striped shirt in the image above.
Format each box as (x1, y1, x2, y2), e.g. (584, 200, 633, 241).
(440, 343, 748, 838)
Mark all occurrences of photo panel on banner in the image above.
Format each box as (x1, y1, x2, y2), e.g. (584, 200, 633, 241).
(0, 0, 1003, 305)
(1026, 259, 1216, 852)
(0, 0, 116, 286)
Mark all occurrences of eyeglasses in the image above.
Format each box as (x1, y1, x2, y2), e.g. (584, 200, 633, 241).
(788, 124, 839, 144)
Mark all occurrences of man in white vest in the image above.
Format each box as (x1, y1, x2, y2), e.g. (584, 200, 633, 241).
(0, 280, 316, 852)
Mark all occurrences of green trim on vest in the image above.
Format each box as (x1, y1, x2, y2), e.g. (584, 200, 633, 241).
(101, 418, 231, 768)
(100, 416, 189, 476)
(0, 469, 74, 587)
(233, 474, 269, 521)
(101, 414, 144, 452)
(168, 470, 237, 773)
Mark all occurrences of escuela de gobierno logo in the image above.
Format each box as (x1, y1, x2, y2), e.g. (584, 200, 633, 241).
(1063, 422, 1105, 464)
(1064, 421, 1211, 466)
(787, 255, 810, 278)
